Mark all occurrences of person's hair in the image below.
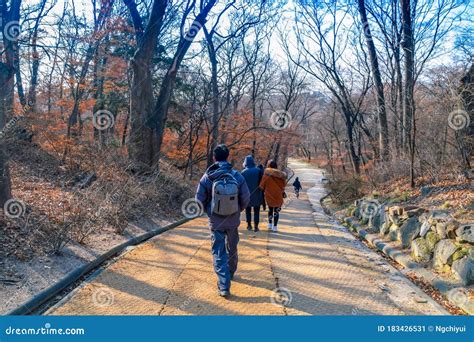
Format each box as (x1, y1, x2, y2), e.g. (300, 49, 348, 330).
(267, 160, 277, 169)
(213, 144, 230, 162)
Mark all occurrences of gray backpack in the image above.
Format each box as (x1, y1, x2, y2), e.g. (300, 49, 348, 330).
(211, 172, 239, 216)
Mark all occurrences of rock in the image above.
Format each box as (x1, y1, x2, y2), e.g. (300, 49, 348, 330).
(388, 206, 404, 225)
(428, 210, 450, 225)
(360, 216, 369, 225)
(403, 206, 426, 218)
(411, 238, 432, 263)
(421, 186, 432, 196)
(398, 217, 421, 248)
(433, 239, 459, 268)
(389, 206, 402, 216)
(425, 231, 441, 251)
(354, 206, 361, 219)
(450, 248, 469, 264)
(420, 220, 431, 237)
(456, 224, 474, 244)
(446, 220, 460, 239)
(414, 296, 428, 303)
(370, 207, 385, 233)
(451, 257, 474, 285)
(436, 222, 448, 239)
(380, 213, 391, 236)
(389, 224, 399, 241)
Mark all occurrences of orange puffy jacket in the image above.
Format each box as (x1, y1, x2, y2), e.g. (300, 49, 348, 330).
(259, 168, 287, 208)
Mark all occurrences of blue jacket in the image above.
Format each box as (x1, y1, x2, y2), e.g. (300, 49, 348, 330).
(241, 155, 264, 208)
(196, 161, 250, 231)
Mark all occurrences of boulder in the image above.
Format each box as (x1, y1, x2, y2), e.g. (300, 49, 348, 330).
(389, 224, 399, 241)
(446, 220, 460, 239)
(388, 206, 404, 225)
(451, 257, 474, 286)
(398, 217, 421, 248)
(403, 206, 426, 218)
(411, 238, 432, 263)
(433, 239, 459, 268)
(370, 207, 385, 233)
(450, 248, 469, 264)
(420, 220, 431, 237)
(436, 222, 448, 239)
(389, 206, 403, 217)
(425, 231, 441, 251)
(456, 224, 474, 244)
(360, 216, 369, 225)
(354, 206, 362, 219)
(380, 213, 391, 236)
(428, 210, 450, 225)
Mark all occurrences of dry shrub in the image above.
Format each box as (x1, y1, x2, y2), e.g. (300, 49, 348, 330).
(3, 141, 195, 258)
(326, 173, 364, 204)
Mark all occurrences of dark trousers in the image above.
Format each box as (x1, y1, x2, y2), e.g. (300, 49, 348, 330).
(245, 206, 260, 226)
(211, 228, 239, 291)
(268, 207, 281, 226)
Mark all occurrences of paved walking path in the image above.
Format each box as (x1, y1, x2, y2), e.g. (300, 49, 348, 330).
(47, 160, 447, 315)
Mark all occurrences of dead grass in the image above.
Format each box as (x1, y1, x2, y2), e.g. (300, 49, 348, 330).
(1, 139, 194, 262)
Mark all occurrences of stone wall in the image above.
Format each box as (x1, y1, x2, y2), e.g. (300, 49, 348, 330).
(346, 199, 473, 286)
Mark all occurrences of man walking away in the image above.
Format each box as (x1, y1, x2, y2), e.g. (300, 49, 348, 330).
(241, 155, 263, 232)
(196, 145, 250, 297)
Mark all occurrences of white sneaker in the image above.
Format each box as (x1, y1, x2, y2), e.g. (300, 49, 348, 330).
(272, 226, 278, 232)
(268, 223, 273, 230)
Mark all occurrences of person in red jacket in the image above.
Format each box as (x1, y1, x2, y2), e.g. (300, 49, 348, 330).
(259, 160, 287, 232)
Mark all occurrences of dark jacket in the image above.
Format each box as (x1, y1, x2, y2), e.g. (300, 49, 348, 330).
(241, 155, 263, 208)
(196, 161, 250, 231)
(293, 178, 302, 190)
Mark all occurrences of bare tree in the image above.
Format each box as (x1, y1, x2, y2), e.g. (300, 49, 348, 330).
(291, 0, 372, 173)
(357, 0, 389, 160)
(0, 0, 21, 205)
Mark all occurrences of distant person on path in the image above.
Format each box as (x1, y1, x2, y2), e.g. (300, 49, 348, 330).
(241, 155, 264, 232)
(196, 145, 250, 297)
(293, 177, 302, 198)
(259, 160, 287, 232)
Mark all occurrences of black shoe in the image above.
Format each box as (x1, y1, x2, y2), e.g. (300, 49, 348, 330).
(254, 226, 259, 232)
(218, 289, 230, 298)
(246, 224, 253, 231)
(230, 273, 234, 280)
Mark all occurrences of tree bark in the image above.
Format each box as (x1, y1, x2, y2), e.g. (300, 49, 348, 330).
(400, 0, 416, 187)
(148, 0, 218, 167)
(0, 63, 13, 205)
(357, 0, 389, 161)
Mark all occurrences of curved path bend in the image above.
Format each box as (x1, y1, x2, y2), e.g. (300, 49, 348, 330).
(47, 160, 447, 315)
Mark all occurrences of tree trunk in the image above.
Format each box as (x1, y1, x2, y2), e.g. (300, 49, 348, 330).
(346, 119, 361, 174)
(148, 1, 218, 167)
(0, 63, 13, 205)
(204, 30, 219, 166)
(124, 0, 168, 168)
(357, 0, 389, 161)
(400, 0, 415, 151)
